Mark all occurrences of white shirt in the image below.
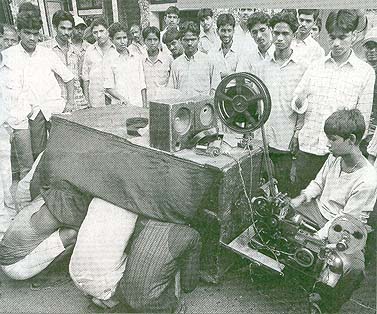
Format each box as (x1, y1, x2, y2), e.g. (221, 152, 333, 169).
(291, 34, 325, 66)
(292, 51, 375, 156)
(303, 155, 377, 236)
(232, 25, 257, 55)
(254, 51, 307, 151)
(237, 44, 275, 73)
(2, 43, 74, 129)
(209, 42, 241, 79)
(103, 51, 146, 107)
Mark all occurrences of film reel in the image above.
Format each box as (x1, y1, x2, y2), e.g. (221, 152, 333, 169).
(214, 72, 272, 134)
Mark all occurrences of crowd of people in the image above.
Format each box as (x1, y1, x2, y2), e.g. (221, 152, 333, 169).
(0, 4, 377, 313)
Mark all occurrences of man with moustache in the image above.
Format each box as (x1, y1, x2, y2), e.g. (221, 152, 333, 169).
(2, 5, 74, 178)
(237, 11, 275, 72)
(253, 11, 308, 194)
(71, 16, 90, 60)
(168, 21, 221, 97)
(0, 24, 19, 51)
(42, 10, 87, 111)
(82, 18, 116, 108)
(104, 23, 146, 108)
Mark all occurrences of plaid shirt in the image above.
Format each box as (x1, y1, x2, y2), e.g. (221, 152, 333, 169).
(292, 51, 375, 156)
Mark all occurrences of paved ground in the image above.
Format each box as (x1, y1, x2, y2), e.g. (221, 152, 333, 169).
(0, 248, 375, 314)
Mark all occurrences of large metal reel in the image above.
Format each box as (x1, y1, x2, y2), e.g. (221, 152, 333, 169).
(214, 72, 272, 134)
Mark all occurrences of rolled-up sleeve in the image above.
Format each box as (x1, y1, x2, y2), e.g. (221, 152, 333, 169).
(50, 51, 74, 83)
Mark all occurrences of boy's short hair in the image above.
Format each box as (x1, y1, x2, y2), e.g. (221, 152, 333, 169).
(269, 11, 299, 34)
(18, 2, 40, 14)
(179, 21, 200, 38)
(162, 26, 180, 44)
(297, 9, 320, 21)
(197, 8, 213, 21)
(324, 109, 366, 144)
(52, 10, 74, 28)
(164, 6, 179, 17)
(91, 17, 108, 31)
(325, 10, 359, 34)
(216, 13, 235, 29)
(247, 11, 271, 31)
(16, 8, 43, 31)
(142, 26, 160, 40)
(108, 22, 128, 39)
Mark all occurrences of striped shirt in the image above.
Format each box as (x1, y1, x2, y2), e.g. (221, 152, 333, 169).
(292, 51, 375, 156)
(119, 219, 201, 313)
(254, 51, 307, 151)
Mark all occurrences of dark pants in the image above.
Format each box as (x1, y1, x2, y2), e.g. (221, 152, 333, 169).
(269, 148, 294, 196)
(295, 150, 328, 192)
(12, 111, 50, 179)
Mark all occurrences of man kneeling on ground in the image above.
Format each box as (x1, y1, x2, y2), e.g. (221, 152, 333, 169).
(0, 181, 92, 280)
(290, 109, 377, 313)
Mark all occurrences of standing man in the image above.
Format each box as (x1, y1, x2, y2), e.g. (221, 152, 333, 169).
(292, 9, 325, 65)
(142, 26, 172, 104)
(253, 11, 308, 194)
(197, 8, 220, 54)
(310, 17, 322, 41)
(233, 8, 257, 53)
(292, 10, 375, 190)
(104, 23, 146, 108)
(168, 21, 221, 97)
(237, 12, 274, 72)
(82, 18, 116, 108)
(71, 16, 90, 60)
(210, 13, 239, 79)
(3, 5, 74, 178)
(160, 6, 180, 52)
(162, 26, 184, 59)
(42, 10, 87, 111)
(0, 25, 19, 51)
(128, 24, 147, 57)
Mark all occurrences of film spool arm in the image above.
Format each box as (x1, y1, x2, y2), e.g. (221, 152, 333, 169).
(214, 72, 275, 195)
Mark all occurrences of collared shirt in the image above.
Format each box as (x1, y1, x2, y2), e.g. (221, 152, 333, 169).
(198, 29, 221, 54)
(41, 38, 87, 110)
(72, 40, 92, 78)
(82, 42, 116, 108)
(232, 24, 257, 54)
(254, 51, 307, 151)
(142, 52, 173, 102)
(303, 155, 377, 225)
(168, 50, 221, 96)
(291, 34, 325, 66)
(209, 42, 241, 79)
(2, 43, 74, 129)
(236, 44, 275, 73)
(103, 50, 146, 107)
(128, 42, 147, 58)
(292, 51, 375, 156)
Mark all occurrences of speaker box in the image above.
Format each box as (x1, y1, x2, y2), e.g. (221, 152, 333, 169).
(149, 95, 217, 152)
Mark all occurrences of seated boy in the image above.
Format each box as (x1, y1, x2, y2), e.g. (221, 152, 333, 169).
(290, 109, 377, 313)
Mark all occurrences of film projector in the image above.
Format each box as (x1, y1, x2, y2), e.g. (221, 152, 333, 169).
(210, 72, 368, 290)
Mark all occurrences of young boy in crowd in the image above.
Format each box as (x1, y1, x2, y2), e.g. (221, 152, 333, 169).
(168, 21, 220, 97)
(197, 8, 220, 54)
(310, 17, 322, 41)
(104, 22, 146, 107)
(209, 13, 239, 79)
(82, 18, 116, 108)
(160, 6, 180, 52)
(128, 24, 147, 57)
(142, 26, 173, 104)
(290, 109, 377, 313)
(162, 26, 184, 59)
